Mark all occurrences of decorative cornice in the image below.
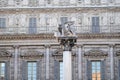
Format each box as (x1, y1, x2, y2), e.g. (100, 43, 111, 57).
(77, 33, 120, 39)
(0, 33, 55, 40)
(0, 6, 120, 11)
(0, 33, 119, 40)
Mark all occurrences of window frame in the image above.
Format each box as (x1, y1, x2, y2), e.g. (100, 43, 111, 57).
(29, 17, 37, 34)
(59, 61, 63, 80)
(0, 62, 6, 80)
(27, 61, 37, 80)
(0, 18, 6, 29)
(91, 16, 100, 33)
(91, 60, 101, 80)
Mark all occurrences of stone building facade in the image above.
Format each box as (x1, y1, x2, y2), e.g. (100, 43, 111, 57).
(0, 0, 119, 80)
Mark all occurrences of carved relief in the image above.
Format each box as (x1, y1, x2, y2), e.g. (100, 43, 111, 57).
(0, 49, 12, 57)
(91, 0, 101, 5)
(59, 0, 69, 6)
(20, 49, 44, 58)
(45, 15, 51, 26)
(52, 49, 63, 56)
(84, 49, 108, 58)
(28, 0, 39, 7)
(52, 49, 76, 60)
(0, 0, 8, 7)
(15, 0, 22, 5)
(110, 16, 115, 24)
(78, 16, 82, 24)
(46, 0, 52, 4)
(116, 50, 120, 56)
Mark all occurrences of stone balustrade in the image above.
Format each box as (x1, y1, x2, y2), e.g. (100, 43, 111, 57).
(0, 0, 120, 8)
(0, 25, 119, 35)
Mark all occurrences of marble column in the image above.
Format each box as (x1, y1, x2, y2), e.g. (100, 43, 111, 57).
(45, 45, 50, 80)
(58, 37, 77, 80)
(78, 45, 83, 80)
(14, 45, 19, 80)
(109, 44, 114, 80)
(63, 51, 72, 80)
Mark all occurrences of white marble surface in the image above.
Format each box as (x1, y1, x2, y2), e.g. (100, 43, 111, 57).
(63, 51, 72, 80)
(110, 45, 114, 80)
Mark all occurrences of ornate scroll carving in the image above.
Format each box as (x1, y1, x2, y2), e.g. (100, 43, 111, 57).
(52, 49, 63, 56)
(15, 0, 22, 5)
(116, 50, 120, 56)
(28, 0, 39, 7)
(84, 49, 108, 58)
(20, 50, 44, 58)
(0, 49, 12, 57)
(52, 49, 76, 56)
(52, 49, 76, 61)
(0, 0, 8, 7)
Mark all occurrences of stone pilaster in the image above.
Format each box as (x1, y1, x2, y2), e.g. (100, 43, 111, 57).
(13, 45, 19, 80)
(109, 44, 115, 80)
(45, 45, 50, 80)
(78, 45, 83, 80)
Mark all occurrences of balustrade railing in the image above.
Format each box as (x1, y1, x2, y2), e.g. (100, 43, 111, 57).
(0, 25, 119, 35)
(0, 0, 120, 8)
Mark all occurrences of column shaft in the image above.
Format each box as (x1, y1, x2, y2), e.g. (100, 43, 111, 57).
(14, 46, 19, 80)
(46, 46, 50, 80)
(110, 45, 114, 80)
(78, 46, 82, 80)
(63, 51, 72, 80)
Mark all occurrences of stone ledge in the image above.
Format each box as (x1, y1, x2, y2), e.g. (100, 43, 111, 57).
(0, 33, 119, 40)
(77, 33, 120, 39)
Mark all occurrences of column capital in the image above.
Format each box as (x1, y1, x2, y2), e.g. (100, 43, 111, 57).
(58, 37, 77, 51)
(108, 44, 115, 47)
(77, 44, 84, 48)
(44, 44, 51, 48)
(13, 45, 19, 48)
